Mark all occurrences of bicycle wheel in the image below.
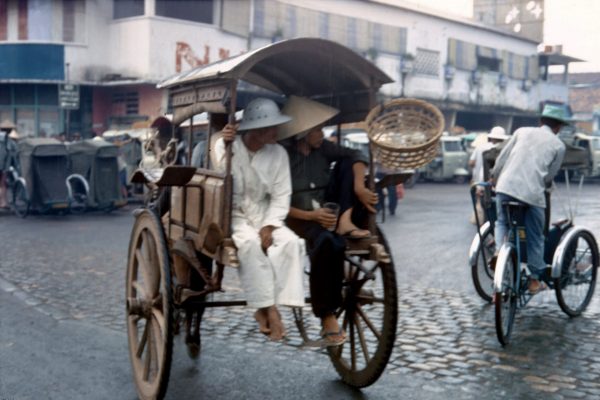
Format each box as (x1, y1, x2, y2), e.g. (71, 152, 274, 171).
(67, 174, 89, 214)
(470, 225, 495, 302)
(126, 210, 174, 400)
(328, 231, 398, 388)
(11, 179, 29, 218)
(494, 246, 518, 346)
(555, 229, 599, 317)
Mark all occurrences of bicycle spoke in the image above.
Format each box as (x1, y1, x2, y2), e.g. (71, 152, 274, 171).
(349, 315, 356, 371)
(143, 321, 153, 381)
(137, 320, 149, 358)
(356, 304, 382, 340)
(355, 314, 370, 365)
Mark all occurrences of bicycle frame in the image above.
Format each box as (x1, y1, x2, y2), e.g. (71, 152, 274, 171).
(493, 203, 536, 309)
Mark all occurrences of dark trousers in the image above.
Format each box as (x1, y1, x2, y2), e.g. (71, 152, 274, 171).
(325, 158, 368, 228)
(287, 158, 367, 318)
(376, 172, 397, 215)
(287, 220, 345, 318)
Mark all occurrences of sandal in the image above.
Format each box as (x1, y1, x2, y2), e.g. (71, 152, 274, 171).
(338, 228, 371, 240)
(528, 280, 547, 295)
(319, 328, 346, 347)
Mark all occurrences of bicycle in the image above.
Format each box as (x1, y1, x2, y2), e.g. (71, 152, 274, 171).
(493, 194, 598, 346)
(5, 166, 29, 218)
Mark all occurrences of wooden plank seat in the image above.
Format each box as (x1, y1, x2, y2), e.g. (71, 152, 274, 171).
(374, 171, 414, 191)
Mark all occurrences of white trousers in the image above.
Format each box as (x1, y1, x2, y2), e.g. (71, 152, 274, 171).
(232, 223, 306, 309)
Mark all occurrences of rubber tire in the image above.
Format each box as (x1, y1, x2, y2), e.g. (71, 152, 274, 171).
(471, 229, 495, 303)
(126, 210, 174, 400)
(327, 229, 398, 388)
(11, 180, 29, 218)
(494, 248, 518, 346)
(67, 178, 88, 214)
(555, 230, 599, 317)
(404, 171, 419, 188)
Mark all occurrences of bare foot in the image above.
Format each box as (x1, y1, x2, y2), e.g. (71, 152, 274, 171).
(336, 208, 370, 238)
(254, 308, 270, 335)
(267, 306, 286, 341)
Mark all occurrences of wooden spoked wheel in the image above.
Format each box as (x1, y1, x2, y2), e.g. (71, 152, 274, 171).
(328, 232, 398, 388)
(126, 210, 174, 400)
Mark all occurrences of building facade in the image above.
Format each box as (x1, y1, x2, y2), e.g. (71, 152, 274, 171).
(0, 0, 578, 138)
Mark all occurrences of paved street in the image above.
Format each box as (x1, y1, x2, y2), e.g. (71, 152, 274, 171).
(2, 182, 600, 399)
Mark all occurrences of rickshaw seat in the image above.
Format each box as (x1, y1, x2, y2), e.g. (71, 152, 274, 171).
(374, 172, 413, 190)
(166, 168, 238, 266)
(130, 165, 196, 187)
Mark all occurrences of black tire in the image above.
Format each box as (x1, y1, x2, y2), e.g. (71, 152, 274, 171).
(126, 210, 174, 400)
(494, 247, 518, 346)
(454, 175, 467, 184)
(328, 230, 398, 388)
(67, 176, 88, 214)
(70, 193, 87, 214)
(11, 180, 29, 218)
(471, 228, 495, 302)
(555, 230, 599, 317)
(404, 171, 419, 188)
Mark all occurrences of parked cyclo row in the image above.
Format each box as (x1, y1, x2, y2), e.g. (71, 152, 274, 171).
(469, 140, 598, 346)
(4, 137, 126, 217)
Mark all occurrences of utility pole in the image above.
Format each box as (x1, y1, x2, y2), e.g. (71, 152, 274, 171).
(65, 63, 71, 141)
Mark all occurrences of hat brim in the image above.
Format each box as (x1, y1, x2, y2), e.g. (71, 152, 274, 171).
(488, 133, 509, 140)
(238, 114, 292, 131)
(277, 96, 340, 141)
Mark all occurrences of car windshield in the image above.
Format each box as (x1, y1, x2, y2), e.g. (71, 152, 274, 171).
(443, 141, 463, 152)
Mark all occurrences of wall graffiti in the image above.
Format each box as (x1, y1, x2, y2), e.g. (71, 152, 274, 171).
(175, 41, 232, 72)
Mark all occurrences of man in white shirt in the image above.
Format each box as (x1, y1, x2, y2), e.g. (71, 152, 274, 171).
(214, 98, 305, 341)
(470, 127, 508, 184)
(491, 104, 568, 294)
(469, 127, 508, 224)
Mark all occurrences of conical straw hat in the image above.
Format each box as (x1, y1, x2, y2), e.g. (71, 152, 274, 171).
(8, 129, 20, 139)
(0, 119, 16, 130)
(277, 96, 339, 140)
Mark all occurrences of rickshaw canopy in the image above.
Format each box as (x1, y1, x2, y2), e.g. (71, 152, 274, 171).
(158, 38, 393, 126)
(19, 137, 67, 157)
(67, 139, 123, 209)
(68, 138, 119, 159)
(18, 137, 70, 210)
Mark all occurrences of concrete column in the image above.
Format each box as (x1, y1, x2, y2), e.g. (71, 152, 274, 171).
(145, 0, 155, 16)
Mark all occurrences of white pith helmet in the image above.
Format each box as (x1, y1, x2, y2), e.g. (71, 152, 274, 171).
(237, 98, 292, 131)
(488, 126, 508, 141)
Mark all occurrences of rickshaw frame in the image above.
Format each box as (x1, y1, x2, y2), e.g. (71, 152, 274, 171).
(126, 38, 400, 399)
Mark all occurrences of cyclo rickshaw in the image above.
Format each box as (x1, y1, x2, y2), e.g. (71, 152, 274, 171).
(468, 140, 598, 346)
(125, 38, 443, 399)
(67, 138, 127, 212)
(15, 137, 86, 216)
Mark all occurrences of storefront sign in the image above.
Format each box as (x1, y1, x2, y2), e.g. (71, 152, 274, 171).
(59, 84, 80, 109)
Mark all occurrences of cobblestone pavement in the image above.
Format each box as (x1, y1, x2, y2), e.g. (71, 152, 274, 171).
(2, 183, 600, 399)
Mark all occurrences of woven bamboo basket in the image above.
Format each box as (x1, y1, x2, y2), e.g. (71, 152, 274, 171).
(365, 98, 445, 169)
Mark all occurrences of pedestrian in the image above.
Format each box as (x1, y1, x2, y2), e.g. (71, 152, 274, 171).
(376, 163, 399, 217)
(213, 97, 305, 341)
(278, 96, 378, 346)
(469, 126, 509, 224)
(491, 104, 568, 294)
(0, 120, 16, 209)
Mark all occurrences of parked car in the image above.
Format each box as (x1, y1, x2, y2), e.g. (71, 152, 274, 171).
(570, 133, 600, 178)
(418, 135, 470, 183)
